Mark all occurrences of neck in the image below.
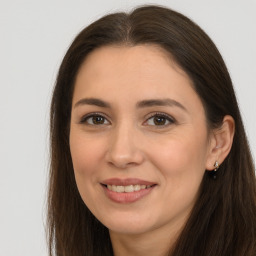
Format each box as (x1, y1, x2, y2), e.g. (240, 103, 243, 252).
(109, 219, 185, 256)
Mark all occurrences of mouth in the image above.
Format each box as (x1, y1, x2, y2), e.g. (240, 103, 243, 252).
(102, 184, 155, 193)
(100, 178, 157, 203)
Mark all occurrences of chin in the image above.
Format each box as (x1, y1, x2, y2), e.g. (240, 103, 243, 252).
(99, 212, 157, 235)
(108, 223, 152, 235)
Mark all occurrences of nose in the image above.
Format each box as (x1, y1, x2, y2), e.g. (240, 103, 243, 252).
(105, 123, 144, 169)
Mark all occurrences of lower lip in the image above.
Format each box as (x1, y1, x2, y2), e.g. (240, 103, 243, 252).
(102, 185, 156, 204)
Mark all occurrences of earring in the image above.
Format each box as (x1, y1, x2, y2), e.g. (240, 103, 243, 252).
(214, 161, 219, 172)
(209, 161, 220, 180)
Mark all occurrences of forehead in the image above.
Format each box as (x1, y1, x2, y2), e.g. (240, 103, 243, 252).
(76, 44, 187, 83)
(73, 45, 203, 114)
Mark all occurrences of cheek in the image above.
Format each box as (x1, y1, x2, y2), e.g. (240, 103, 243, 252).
(149, 134, 208, 218)
(69, 131, 107, 193)
(69, 132, 107, 210)
(149, 131, 208, 189)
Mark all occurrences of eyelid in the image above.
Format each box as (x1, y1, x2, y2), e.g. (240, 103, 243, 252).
(79, 112, 111, 124)
(144, 112, 176, 126)
(78, 111, 175, 126)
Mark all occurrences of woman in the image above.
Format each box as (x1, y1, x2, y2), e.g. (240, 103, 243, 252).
(47, 5, 256, 256)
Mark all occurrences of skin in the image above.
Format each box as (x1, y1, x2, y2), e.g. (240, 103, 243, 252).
(69, 45, 234, 256)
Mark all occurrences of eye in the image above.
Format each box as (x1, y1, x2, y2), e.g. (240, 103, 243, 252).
(80, 114, 110, 125)
(145, 113, 175, 127)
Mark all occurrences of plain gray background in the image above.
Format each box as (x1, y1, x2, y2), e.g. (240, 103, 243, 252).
(0, 0, 255, 255)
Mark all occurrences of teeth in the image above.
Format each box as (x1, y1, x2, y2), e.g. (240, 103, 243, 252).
(134, 185, 141, 191)
(124, 185, 133, 192)
(116, 186, 124, 192)
(106, 184, 152, 193)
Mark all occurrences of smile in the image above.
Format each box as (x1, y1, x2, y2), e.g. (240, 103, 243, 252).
(101, 178, 157, 203)
(106, 184, 153, 193)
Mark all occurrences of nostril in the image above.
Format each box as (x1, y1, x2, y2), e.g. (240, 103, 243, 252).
(107, 158, 137, 169)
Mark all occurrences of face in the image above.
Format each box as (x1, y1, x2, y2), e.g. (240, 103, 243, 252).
(69, 45, 214, 237)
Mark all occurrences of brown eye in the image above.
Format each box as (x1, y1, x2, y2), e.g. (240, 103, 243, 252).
(153, 116, 167, 125)
(145, 113, 174, 127)
(92, 116, 105, 124)
(81, 114, 109, 125)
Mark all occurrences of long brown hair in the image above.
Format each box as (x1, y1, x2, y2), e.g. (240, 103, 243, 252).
(47, 5, 256, 256)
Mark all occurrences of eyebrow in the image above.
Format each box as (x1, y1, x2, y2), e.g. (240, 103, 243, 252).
(74, 97, 187, 112)
(74, 98, 111, 108)
(136, 98, 187, 112)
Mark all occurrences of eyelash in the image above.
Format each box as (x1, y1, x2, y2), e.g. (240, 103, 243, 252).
(80, 112, 110, 125)
(79, 112, 176, 127)
(144, 112, 175, 127)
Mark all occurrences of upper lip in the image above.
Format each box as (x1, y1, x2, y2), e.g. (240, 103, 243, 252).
(101, 178, 156, 186)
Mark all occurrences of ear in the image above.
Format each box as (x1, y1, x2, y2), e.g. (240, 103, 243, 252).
(205, 115, 235, 171)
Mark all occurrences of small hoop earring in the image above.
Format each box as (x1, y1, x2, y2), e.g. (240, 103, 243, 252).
(214, 161, 219, 172)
